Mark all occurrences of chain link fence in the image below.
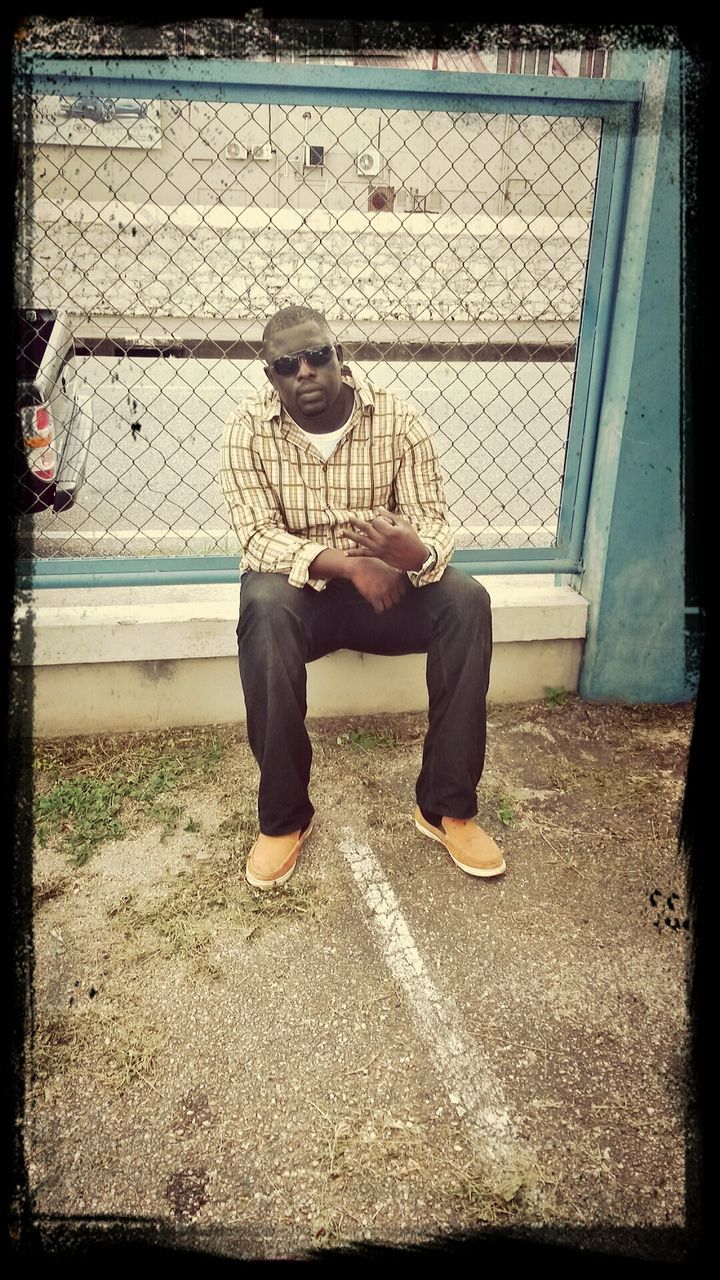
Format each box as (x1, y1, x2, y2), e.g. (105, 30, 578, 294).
(16, 84, 601, 565)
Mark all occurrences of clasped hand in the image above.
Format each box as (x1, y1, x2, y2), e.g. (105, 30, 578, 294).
(346, 507, 427, 572)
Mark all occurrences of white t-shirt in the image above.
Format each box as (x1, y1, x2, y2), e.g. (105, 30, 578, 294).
(283, 389, 357, 460)
(295, 422, 350, 460)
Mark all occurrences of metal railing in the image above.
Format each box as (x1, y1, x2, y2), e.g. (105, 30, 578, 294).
(14, 58, 641, 587)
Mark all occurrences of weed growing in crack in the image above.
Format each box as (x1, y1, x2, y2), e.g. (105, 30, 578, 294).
(478, 783, 519, 831)
(496, 796, 517, 826)
(544, 686, 568, 707)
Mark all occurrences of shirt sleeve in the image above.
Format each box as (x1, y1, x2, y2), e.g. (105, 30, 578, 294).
(220, 409, 330, 591)
(392, 412, 455, 587)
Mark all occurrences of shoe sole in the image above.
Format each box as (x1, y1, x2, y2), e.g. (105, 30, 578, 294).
(245, 820, 314, 890)
(415, 817, 506, 878)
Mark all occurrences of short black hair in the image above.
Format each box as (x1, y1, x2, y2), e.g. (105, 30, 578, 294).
(261, 306, 333, 358)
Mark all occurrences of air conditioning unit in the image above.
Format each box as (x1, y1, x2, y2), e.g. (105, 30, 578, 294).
(304, 144, 325, 168)
(356, 147, 382, 177)
(252, 143, 274, 162)
(225, 141, 248, 160)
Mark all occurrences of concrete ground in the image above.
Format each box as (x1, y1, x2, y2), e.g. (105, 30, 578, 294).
(22, 696, 695, 1262)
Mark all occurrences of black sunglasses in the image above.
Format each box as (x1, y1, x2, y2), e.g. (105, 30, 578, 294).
(265, 345, 335, 377)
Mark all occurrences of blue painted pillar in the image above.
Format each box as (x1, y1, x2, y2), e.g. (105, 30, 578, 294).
(577, 48, 690, 702)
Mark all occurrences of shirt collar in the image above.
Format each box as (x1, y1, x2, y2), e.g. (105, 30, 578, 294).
(260, 361, 376, 423)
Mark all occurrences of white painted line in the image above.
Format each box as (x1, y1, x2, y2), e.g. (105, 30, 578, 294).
(338, 828, 528, 1173)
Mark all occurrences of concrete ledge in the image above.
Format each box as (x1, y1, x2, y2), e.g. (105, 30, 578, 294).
(15, 576, 588, 737)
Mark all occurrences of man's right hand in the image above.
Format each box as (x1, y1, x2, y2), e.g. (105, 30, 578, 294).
(345, 556, 407, 613)
(308, 547, 406, 613)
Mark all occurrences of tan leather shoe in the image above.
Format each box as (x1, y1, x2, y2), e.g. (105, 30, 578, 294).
(414, 807, 505, 878)
(245, 820, 314, 889)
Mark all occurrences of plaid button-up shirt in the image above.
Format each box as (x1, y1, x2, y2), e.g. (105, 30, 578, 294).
(220, 363, 455, 591)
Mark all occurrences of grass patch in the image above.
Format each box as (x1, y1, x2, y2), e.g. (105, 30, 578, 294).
(336, 729, 397, 751)
(450, 1152, 551, 1223)
(30, 1011, 81, 1089)
(35, 777, 127, 866)
(31, 1007, 163, 1096)
(366, 809, 414, 840)
(35, 768, 183, 866)
(146, 801, 183, 844)
(331, 1114, 428, 1184)
(216, 807, 256, 839)
(549, 762, 611, 794)
(110, 849, 326, 979)
(33, 730, 230, 866)
(34, 726, 229, 780)
(307, 1106, 555, 1246)
(544, 686, 568, 707)
(549, 760, 657, 799)
(308, 1109, 429, 1246)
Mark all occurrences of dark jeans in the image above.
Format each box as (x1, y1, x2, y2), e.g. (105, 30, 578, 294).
(237, 567, 493, 836)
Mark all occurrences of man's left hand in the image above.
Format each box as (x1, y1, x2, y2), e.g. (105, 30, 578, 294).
(346, 507, 428, 572)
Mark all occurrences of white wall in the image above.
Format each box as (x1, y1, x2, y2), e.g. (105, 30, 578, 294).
(28, 98, 600, 219)
(19, 99, 599, 330)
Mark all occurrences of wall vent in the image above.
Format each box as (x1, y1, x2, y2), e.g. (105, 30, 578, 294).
(367, 185, 396, 213)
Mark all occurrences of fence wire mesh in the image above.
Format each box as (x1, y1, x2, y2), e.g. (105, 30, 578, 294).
(15, 87, 602, 564)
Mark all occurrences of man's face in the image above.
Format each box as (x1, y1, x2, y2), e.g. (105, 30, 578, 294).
(263, 320, 345, 425)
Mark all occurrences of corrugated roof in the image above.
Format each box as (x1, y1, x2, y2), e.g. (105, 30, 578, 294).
(351, 48, 490, 72)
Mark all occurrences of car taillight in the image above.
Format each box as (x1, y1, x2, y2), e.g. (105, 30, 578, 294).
(22, 402, 53, 442)
(31, 446, 57, 480)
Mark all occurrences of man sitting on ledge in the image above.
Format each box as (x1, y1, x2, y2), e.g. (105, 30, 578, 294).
(220, 305, 505, 887)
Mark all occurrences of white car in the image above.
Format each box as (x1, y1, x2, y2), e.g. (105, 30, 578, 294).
(15, 308, 95, 514)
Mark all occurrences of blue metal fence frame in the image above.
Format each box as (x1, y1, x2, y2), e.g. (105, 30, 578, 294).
(15, 56, 642, 589)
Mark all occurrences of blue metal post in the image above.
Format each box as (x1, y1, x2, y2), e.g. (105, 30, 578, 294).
(576, 48, 689, 701)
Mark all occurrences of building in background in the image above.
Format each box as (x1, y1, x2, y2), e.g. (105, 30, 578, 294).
(17, 17, 616, 78)
(178, 19, 613, 78)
